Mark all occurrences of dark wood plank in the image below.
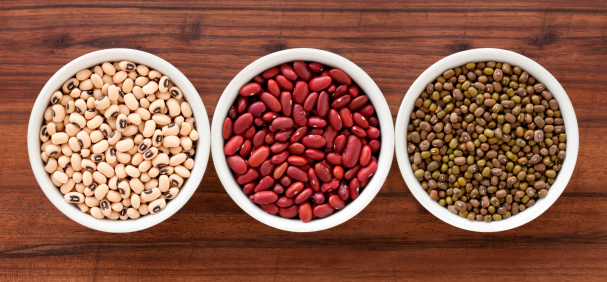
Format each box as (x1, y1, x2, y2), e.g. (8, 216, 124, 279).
(1, 0, 606, 280)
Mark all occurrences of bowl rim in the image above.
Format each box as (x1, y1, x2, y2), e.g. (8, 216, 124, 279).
(394, 48, 579, 232)
(27, 48, 211, 233)
(211, 48, 394, 232)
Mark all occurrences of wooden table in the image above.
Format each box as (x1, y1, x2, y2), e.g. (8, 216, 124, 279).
(2, 1, 605, 280)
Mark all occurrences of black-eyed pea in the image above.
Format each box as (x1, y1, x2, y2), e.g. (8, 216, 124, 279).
(181, 102, 192, 118)
(118, 60, 136, 72)
(100, 199, 112, 217)
(148, 198, 166, 214)
(40, 125, 50, 142)
(41, 151, 49, 163)
(146, 93, 157, 102)
(101, 62, 116, 75)
(76, 69, 93, 81)
(46, 122, 57, 135)
(125, 165, 141, 178)
(51, 132, 69, 145)
(179, 122, 192, 136)
(148, 70, 161, 81)
(92, 171, 107, 184)
(113, 71, 128, 84)
(52, 104, 66, 122)
(124, 93, 139, 111)
(152, 129, 163, 147)
(123, 78, 134, 93)
(65, 124, 80, 137)
(129, 178, 145, 194)
(77, 203, 89, 212)
(84, 183, 98, 196)
(99, 124, 112, 139)
(56, 121, 66, 133)
(158, 76, 170, 92)
(58, 155, 71, 168)
(175, 166, 190, 178)
(105, 147, 117, 164)
(116, 138, 134, 152)
(169, 153, 187, 166)
(142, 81, 159, 95)
(53, 170, 68, 184)
(92, 140, 109, 154)
(76, 131, 91, 148)
(143, 120, 156, 137)
(137, 138, 152, 153)
(184, 116, 195, 126)
(169, 174, 184, 187)
(152, 113, 171, 126)
(162, 123, 179, 136)
(138, 160, 152, 173)
(156, 91, 171, 100)
(116, 180, 130, 197)
(184, 158, 194, 170)
(104, 105, 119, 120)
(44, 106, 53, 121)
(85, 97, 96, 110)
(94, 96, 110, 110)
(89, 130, 104, 143)
(131, 194, 141, 209)
(140, 172, 151, 183)
(163, 135, 180, 148)
(135, 76, 149, 88)
(82, 170, 93, 186)
(114, 163, 127, 178)
(71, 154, 82, 170)
(90, 207, 104, 219)
(101, 83, 110, 96)
(136, 64, 149, 76)
(141, 187, 161, 202)
(51, 175, 63, 187)
(80, 90, 93, 100)
(73, 172, 83, 183)
(116, 151, 131, 164)
(46, 144, 61, 158)
(128, 71, 137, 80)
(139, 203, 150, 216)
(122, 197, 131, 207)
(90, 73, 103, 89)
(148, 167, 160, 178)
(127, 113, 141, 126)
(111, 202, 123, 213)
(91, 153, 104, 162)
(82, 157, 96, 171)
(169, 146, 182, 155)
(85, 196, 100, 207)
(75, 183, 85, 193)
(94, 184, 109, 200)
(41, 140, 52, 153)
(60, 179, 75, 194)
(159, 166, 173, 176)
(79, 79, 93, 91)
(74, 100, 87, 114)
(107, 190, 122, 202)
(108, 85, 120, 102)
(65, 191, 84, 203)
(158, 146, 170, 155)
(152, 153, 169, 168)
(97, 162, 115, 178)
(189, 130, 199, 141)
(165, 187, 179, 200)
(169, 86, 183, 100)
(180, 137, 193, 150)
(166, 98, 180, 117)
(87, 115, 104, 129)
(123, 125, 139, 137)
(66, 100, 75, 114)
(116, 114, 128, 132)
(119, 209, 128, 220)
(108, 176, 119, 190)
(126, 208, 140, 219)
(107, 132, 121, 146)
(62, 78, 79, 94)
(92, 89, 103, 100)
(131, 153, 144, 166)
(107, 211, 120, 220)
(135, 108, 151, 121)
(70, 88, 82, 99)
(144, 178, 158, 190)
(50, 91, 63, 105)
(158, 175, 170, 192)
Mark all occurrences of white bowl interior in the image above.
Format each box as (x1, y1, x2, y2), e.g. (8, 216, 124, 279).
(211, 48, 394, 232)
(394, 48, 579, 232)
(28, 48, 211, 233)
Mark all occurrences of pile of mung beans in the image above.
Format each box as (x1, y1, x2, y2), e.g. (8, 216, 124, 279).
(39, 61, 197, 220)
(223, 61, 381, 222)
(407, 61, 566, 222)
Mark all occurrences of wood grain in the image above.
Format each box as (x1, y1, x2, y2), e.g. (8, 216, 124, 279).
(1, 0, 606, 280)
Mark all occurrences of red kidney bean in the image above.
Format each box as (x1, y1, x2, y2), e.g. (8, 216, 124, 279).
(270, 151, 289, 164)
(239, 82, 262, 96)
(287, 156, 308, 166)
(303, 91, 319, 112)
(223, 118, 233, 139)
(308, 168, 321, 192)
(292, 104, 307, 127)
(273, 162, 288, 179)
(233, 113, 253, 135)
(359, 145, 372, 167)
(274, 129, 293, 142)
(311, 192, 325, 204)
(227, 155, 247, 174)
(243, 183, 255, 195)
(314, 163, 332, 183)
(366, 127, 380, 139)
(252, 129, 267, 148)
(254, 176, 275, 192)
(352, 112, 369, 128)
(329, 69, 352, 86)
(270, 142, 289, 154)
(279, 205, 299, 218)
(328, 195, 345, 210)
(276, 196, 294, 208)
(308, 62, 325, 73)
(339, 107, 354, 128)
(248, 101, 267, 116)
(327, 84, 336, 94)
(267, 79, 280, 97)
(293, 61, 312, 81)
(368, 139, 380, 153)
(359, 104, 375, 117)
(309, 128, 324, 136)
(228, 106, 237, 119)
(262, 67, 280, 79)
(260, 160, 275, 176)
(262, 111, 278, 122)
(360, 177, 370, 188)
(351, 125, 367, 138)
(368, 116, 379, 127)
(271, 116, 294, 130)
(260, 92, 281, 113)
(273, 183, 285, 194)
(337, 181, 349, 200)
(309, 75, 332, 92)
(265, 133, 275, 145)
(333, 84, 348, 99)
(280, 175, 292, 187)
(301, 135, 326, 149)
(317, 91, 330, 117)
(298, 202, 313, 223)
(285, 182, 304, 197)
(324, 126, 338, 149)
(321, 178, 339, 193)
(293, 81, 309, 104)
(331, 95, 351, 109)
(344, 165, 360, 181)
(224, 135, 244, 156)
(333, 135, 346, 153)
(260, 203, 279, 215)
(308, 116, 327, 128)
(348, 85, 359, 97)
(357, 160, 378, 182)
(280, 63, 298, 80)
(326, 153, 342, 166)
(348, 95, 368, 111)
(290, 126, 307, 143)
(280, 91, 292, 116)
(333, 166, 344, 180)
(253, 75, 265, 85)
(237, 168, 260, 185)
(243, 125, 256, 139)
(313, 203, 334, 218)
(248, 146, 270, 167)
(328, 109, 342, 130)
(238, 95, 249, 112)
(304, 149, 325, 161)
(254, 117, 265, 127)
(348, 178, 360, 200)
(286, 166, 309, 182)
(294, 188, 313, 204)
(275, 75, 293, 91)
(254, 190, 279, 204)
(288, 143, 305, 155)
(342, 135, 362, 168)
(239, 140, 253, 157)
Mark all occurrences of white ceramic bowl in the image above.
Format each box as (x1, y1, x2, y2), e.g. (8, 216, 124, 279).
(212, 48, 394, 232)
(28, 48, 211, 233)
(395, 48, 579, 232)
